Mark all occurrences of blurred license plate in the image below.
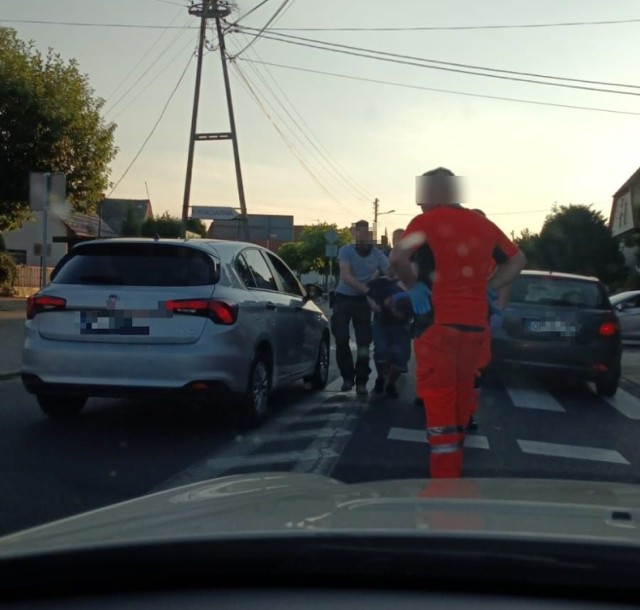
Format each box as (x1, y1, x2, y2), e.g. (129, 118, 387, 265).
(525, 319, 576, 336)
(79, 311, 150, 335)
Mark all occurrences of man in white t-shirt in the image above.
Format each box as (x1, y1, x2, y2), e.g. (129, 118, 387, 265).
(332, 220, 390, 395)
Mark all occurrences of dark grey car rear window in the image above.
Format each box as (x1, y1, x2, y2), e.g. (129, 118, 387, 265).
(510, 276, 608, 309)
(52, 243, 218, 287)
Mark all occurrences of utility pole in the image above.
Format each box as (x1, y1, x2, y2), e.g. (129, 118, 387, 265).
(181, 0, 249, 240)
(372, 197, 379, 244)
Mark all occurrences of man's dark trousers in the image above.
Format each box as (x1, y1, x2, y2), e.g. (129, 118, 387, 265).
(331, 293, 372, 385)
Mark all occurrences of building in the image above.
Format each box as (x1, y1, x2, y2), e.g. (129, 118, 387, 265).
(98, 198, 153, 237)
(3, 205, 117, 267)
(207, 214, 294, 251)
(610, 165, 640, 238)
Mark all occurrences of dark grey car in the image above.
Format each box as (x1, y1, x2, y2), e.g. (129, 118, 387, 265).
(491, 270, 622, 396)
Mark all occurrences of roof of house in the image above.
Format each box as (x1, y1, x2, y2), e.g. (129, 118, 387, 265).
(613, 166, 640, 198)
(58, 212, 117, 238)
(98, 199, 153, 235)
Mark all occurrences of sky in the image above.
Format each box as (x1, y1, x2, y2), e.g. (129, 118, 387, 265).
(3, 0, 640, 239)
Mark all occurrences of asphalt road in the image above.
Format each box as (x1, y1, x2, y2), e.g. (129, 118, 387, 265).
(2, 350, 640, 536)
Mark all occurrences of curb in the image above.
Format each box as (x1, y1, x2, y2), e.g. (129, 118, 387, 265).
(0, 371, 20, 381)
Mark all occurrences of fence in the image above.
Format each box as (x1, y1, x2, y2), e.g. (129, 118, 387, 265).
(16, 265, 53, 288)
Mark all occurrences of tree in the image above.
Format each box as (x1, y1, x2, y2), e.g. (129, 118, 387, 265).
(513, 228, 544, 269)
(534, 204, 627, 287)
(140, 212, 206, 238)
(0, 251, 18, 295)
(278, 242, 304, 276)
(301, 223, 352, 273)
(0, 27, 117, 231)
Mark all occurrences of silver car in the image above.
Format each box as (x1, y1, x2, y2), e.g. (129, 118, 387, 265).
(610, 290, 640, 341)
(21, 238, 330, 426)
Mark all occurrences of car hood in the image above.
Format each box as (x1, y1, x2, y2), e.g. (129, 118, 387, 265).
(1, 473, 640, 556)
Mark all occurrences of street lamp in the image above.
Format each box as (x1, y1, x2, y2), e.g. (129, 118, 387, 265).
(373, 209, 395, 243)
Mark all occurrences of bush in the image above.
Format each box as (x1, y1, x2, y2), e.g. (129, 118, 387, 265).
(0, 251, 18, 295)
(0, 234, 5, 251)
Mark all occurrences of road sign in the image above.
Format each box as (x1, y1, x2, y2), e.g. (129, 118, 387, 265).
(325, 244, 338, 258)
(190, 205, 239, 221)
(325, 228, 338, 244)
(30, 172, 65, 212)
(29, 172, 66, 288)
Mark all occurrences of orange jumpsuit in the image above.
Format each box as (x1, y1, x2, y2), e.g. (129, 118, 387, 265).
(402, 206, 519, 478)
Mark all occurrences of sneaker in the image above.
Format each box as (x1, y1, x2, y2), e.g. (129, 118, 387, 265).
(374, 377, 385, 394)
(356, 383, 368, 396)
(386, 383, 399, 398)
(341, 379, 354, 392)
(468, 415, 479, 431)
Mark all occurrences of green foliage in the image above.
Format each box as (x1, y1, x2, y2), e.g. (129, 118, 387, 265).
(278, 223, 352, 274)
(139, 212, 206, 239)
(278, 242, 304, 276)
(0, 251, 18, 293)
(0, 27, 117, 231)
(514, 205, 627, 288)
(0, 234, 5, 252)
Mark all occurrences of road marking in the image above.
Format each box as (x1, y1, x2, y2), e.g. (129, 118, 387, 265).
(278, 413, 358, 425)
(202, 448, 340, 470)
(517, 440, 630, 465)
(152, 373, 366, 491)
(605, 388, 640, 420)
(253, 427, 351, 442)
(505, 385, 566, 412)
(387, 427, 490, 450)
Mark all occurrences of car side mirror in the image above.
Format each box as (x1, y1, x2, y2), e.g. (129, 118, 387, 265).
(304, 283, 323, 302)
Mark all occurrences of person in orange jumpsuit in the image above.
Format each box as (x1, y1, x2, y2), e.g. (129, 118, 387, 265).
(468, 208, 512, 431)
(390, 168, 526, 478)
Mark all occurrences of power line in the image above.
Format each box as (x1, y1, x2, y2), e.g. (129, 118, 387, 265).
(111, 36, 195, 120)
(269, 0, 298, 27)
(394, 208, 551, 216)
(6, 15, 640, 31)
(151, 0, 189, 6)
(236, 36, 372, 201)
(105, 7, 185, 103)
(262, 17, 640, 32)
(235, 27, 640, 95)
(237, 58, 640, 117)
(108, 54, 194, 197)
(231, 0, 292, 58)
(227, 0, 273, 27)
(104, 20, 193, 117)
(0, 18, 197, 29)
(230, 61, 358, 212)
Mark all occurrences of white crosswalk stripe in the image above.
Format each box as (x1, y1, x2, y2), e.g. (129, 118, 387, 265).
(505, 384, 566, 412)
(517, 440, 630, 465)
(605, 388, 640, 420)
(387, 427, 490, 450)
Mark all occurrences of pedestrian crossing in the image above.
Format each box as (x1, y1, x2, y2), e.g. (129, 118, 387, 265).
(386, 379, 640, 468)
(155, 370, 640, 492)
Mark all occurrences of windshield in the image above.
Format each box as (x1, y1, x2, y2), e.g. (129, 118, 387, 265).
(52, 243, 219, 287)
(4, 0, 640, 573)
(510, 276, 608, 309)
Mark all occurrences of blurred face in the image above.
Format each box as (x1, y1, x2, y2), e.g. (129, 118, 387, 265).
(354, 226, 370, 245)
(416, 175, 461, 210)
